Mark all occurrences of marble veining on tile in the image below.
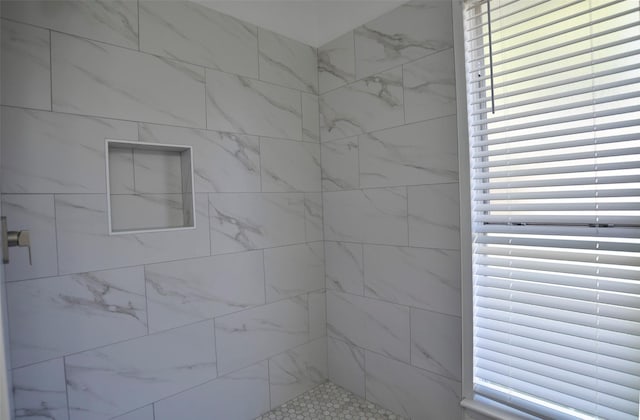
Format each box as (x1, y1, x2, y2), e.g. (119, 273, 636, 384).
(264, 242, 324, 302)
(1, 19, 51, 110)
(321, 137, 359, 191)
(206, 69, 302, 141)
(140, 0, 258, 78)
(320, 68, 404, 142)
(304, 193, 324, 242)
(408, 183, 461, 250)
(328, 336, 366, 398)
(318, 31, 356, 94)
(325, 241, 364, 295)
(301, 92, 320, 142)
(1, 0, 139, 49)
(7, 266, 147, 368)
(12, 359, 69, 420)
(354, 0, 453, 79)
(65, 321, 217, 420)
(309, 290, 327, 341)
(261, 137, 321, 192)
(112, 405, 154, 420)
(411, 307, 462, 381)
(258, 28, 318, 94)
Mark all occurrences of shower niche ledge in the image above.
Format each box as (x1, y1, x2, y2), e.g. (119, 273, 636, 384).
(105, 139, 195, 235)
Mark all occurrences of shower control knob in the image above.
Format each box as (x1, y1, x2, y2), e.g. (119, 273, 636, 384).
(1, 216, 32, 265)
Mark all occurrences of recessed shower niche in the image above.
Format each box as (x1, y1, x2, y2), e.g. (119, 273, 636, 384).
(105, 139, 195, 234)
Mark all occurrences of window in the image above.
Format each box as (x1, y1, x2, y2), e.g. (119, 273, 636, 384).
(459, 0, 640, 419)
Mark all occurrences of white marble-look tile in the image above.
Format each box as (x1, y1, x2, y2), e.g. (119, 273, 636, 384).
(354, 1, 453, 79)
(215, 296, 309, 375)
(2, 195, 57, 282)
(112, 405, 153, 420)
(328, 337, 365, 398)
(55, 194, 210, 274)
(259, 28, 318, 94)
(1, 107, 138, 194)
(110, 194, 186, 232)
(325, 241, 364, 295)
(403, 48, 456, 124)
(145, 251, 265, 333)
(411, 308, 462, 381)
(7, 266, 147, 368)
(365, 351, 462, 420)
(323, 188, 408, 245)
(12, 358, 69, 420)
(139, 123, 261, 193)
(66, 321, 217, 420)
(408, 183, 460, 250)
(359, 116, 459, 188)
(301, 92, 320, 142)
(261, 137, 321, 192)
(327, 290, 410, 363)
(154, 362, 269, 420)
(363, 245, 461, 316)
(108, 147, 135, 195)
(304, 193, 323, 242)
(206, 69, 302, 140)
(1, 20, 50, 110)
(139, 0, 258, 78)
(264, 242, 324, 302)
(269, 338, 328, 408)
(320, 68, 404, 142)
(52, 33, 205, 128)
(309, 289, 327, 341)
(209, 193, 305, 254)
(132, 148, 183, 194)
(1, 0, 138, 49)
(321, 137, 359, 191)
(318, 31, 355, 94)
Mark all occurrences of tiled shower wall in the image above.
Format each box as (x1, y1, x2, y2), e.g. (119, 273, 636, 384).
(0, 1, 326, 419)
(318, 1, 463, 419)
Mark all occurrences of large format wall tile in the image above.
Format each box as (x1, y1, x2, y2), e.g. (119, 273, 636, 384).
(411, 307, 462, 381)
(325, 241, 364, 295)
(109, 194, 185, 232)
(318, 31, 356, 94)
(113, 406, 154, 420)
(323, 188, 408, 245)
(359, 116, 459, 188)
(364, 245, 460, 315)
(1, 20, 50, 110)
(269, 338, 328, 408)
(408, 183, 460, 250)
(328, 337, 365, 398)
(7, 266, 147, 368)
(365, 351, 462, 420)
(261, 138, 321, 192)
(363, 245, 461, 316)
(55, 194, 210, 274)
(327, 290, 410, 363)
(215, 296, 309, 375)
(309, 289, 327, 341)
(304, 193, 323, 242)
(52, 33, 206, 128)
(1, 107, 137, 194)
(301, 92, 320, 142)
(264, 242, 324, 302)
(320, 68, 404, 142)
(2, 195, 57, 282)
(145, 251, 265, 332)
(354, 0, 453, 79)
(12, 359, 69, 420)
(139, 123, 260, 193)
(66, 321, 217, 420)
(209, 193, 305, 254)
(154, 362, 269, 420)
(403, 48, 456, 124)
(321, 137, 359, 191)
(139, 1, 258, 78)
(258, 28, 318, 94)
(206, 69, 301, 140)
(1, 0, 138, 49)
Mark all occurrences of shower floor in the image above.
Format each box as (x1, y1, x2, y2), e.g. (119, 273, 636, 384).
(255, 381, 404, 420)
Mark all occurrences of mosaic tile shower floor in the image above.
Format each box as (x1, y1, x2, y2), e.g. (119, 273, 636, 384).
(255, 381, 405, 420)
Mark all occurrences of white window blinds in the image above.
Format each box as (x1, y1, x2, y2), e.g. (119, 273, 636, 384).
(462, 0, 640, 419)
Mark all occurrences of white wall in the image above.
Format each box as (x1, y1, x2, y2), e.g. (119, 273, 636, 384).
(0, 1, 324, 419)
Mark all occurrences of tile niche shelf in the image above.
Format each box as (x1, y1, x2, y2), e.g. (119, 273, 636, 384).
(105, 139, 196, 234)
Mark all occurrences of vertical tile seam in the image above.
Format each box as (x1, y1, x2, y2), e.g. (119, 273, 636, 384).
(143, 265, 150, 335)
(63, 355, 71, 420)
(49, 29, 53, 111)
(137, 0, 140, 52)
(53, 194, 60, 276)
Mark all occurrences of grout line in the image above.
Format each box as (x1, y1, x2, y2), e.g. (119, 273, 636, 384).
(143, 266, 150, 334)
(62, 355, 71, 419)
(406, 185, 410, 246)
(52, 194, 60, 276)
(262, 249, 267, 304)
(49, 30, 53, 111)
(212, 318, 219, 378)
(137, 0, 140, 51)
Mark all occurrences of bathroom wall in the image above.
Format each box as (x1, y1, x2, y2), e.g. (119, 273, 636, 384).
(318, 1, 463, 419)
(0, 1, 325, 419)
